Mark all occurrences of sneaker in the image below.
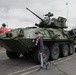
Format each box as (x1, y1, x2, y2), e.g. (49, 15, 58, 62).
(45, 63, 49, 70)
(37, 67, 44, 71)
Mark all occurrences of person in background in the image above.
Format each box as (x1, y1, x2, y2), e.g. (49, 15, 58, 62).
(33, 31, 49, 70)
(0, 23, 11, 34)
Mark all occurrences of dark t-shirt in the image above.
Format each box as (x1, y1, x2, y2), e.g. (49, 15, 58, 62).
(35, 36, 44, 52)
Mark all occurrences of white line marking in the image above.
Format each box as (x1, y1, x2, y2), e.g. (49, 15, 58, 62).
(51, 53, 76, 63)
(53, 55, 76, 65)
(8, 65, 39, 75)
(20, 69, 38, 75)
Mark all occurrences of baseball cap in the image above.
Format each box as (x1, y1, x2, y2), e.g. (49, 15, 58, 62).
(35, 31, 41, 34)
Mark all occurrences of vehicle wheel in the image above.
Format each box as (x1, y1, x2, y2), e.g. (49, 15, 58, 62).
(75, 47, 76, 52)
(60, 44, 69, 57)
(6, 50, 20, 59)
(50, 44, 60, 60)
(68, 43, 75, 55)
(33, 46, 50, 64)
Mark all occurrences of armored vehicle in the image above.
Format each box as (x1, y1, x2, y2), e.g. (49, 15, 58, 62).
(0, 8, 75, 63)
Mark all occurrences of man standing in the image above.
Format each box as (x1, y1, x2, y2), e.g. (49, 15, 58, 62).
(33, 31, 48, 70)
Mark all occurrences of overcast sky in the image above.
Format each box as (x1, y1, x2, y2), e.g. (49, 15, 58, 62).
(0, 0, 76, 30)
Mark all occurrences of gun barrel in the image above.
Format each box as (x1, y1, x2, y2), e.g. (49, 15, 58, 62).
(26, 8, 43, 21)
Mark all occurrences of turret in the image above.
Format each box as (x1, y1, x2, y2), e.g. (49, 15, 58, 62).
(26, 8, 52, 28)
(26, 8, 67, 28)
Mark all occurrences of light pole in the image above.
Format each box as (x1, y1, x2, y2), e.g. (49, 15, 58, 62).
(66, 2, 68, 25)
(7, 22, 8, 28)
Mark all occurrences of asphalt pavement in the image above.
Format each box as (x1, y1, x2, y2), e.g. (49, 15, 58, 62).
(0, 48, 36, 75)
(25, 55, 76, 75)
(0, 48, 76, 75)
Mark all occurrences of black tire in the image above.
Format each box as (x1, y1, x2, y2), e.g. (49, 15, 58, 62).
(6, 50, 20, 59)
(33, 46, 50, 64)
(60, 44, 69, 57)
(50, 44, 60, 60)
(68, 43, 75, 55)
(75, 47, 76, 52)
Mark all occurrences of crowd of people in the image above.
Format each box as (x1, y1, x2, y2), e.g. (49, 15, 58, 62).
(0, 23, 11, 34)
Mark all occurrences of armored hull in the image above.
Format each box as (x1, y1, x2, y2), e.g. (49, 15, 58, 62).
(0, 27, 74, 63)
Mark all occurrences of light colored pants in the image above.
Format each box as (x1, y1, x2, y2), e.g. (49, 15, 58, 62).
(39, 52, 47, 67)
